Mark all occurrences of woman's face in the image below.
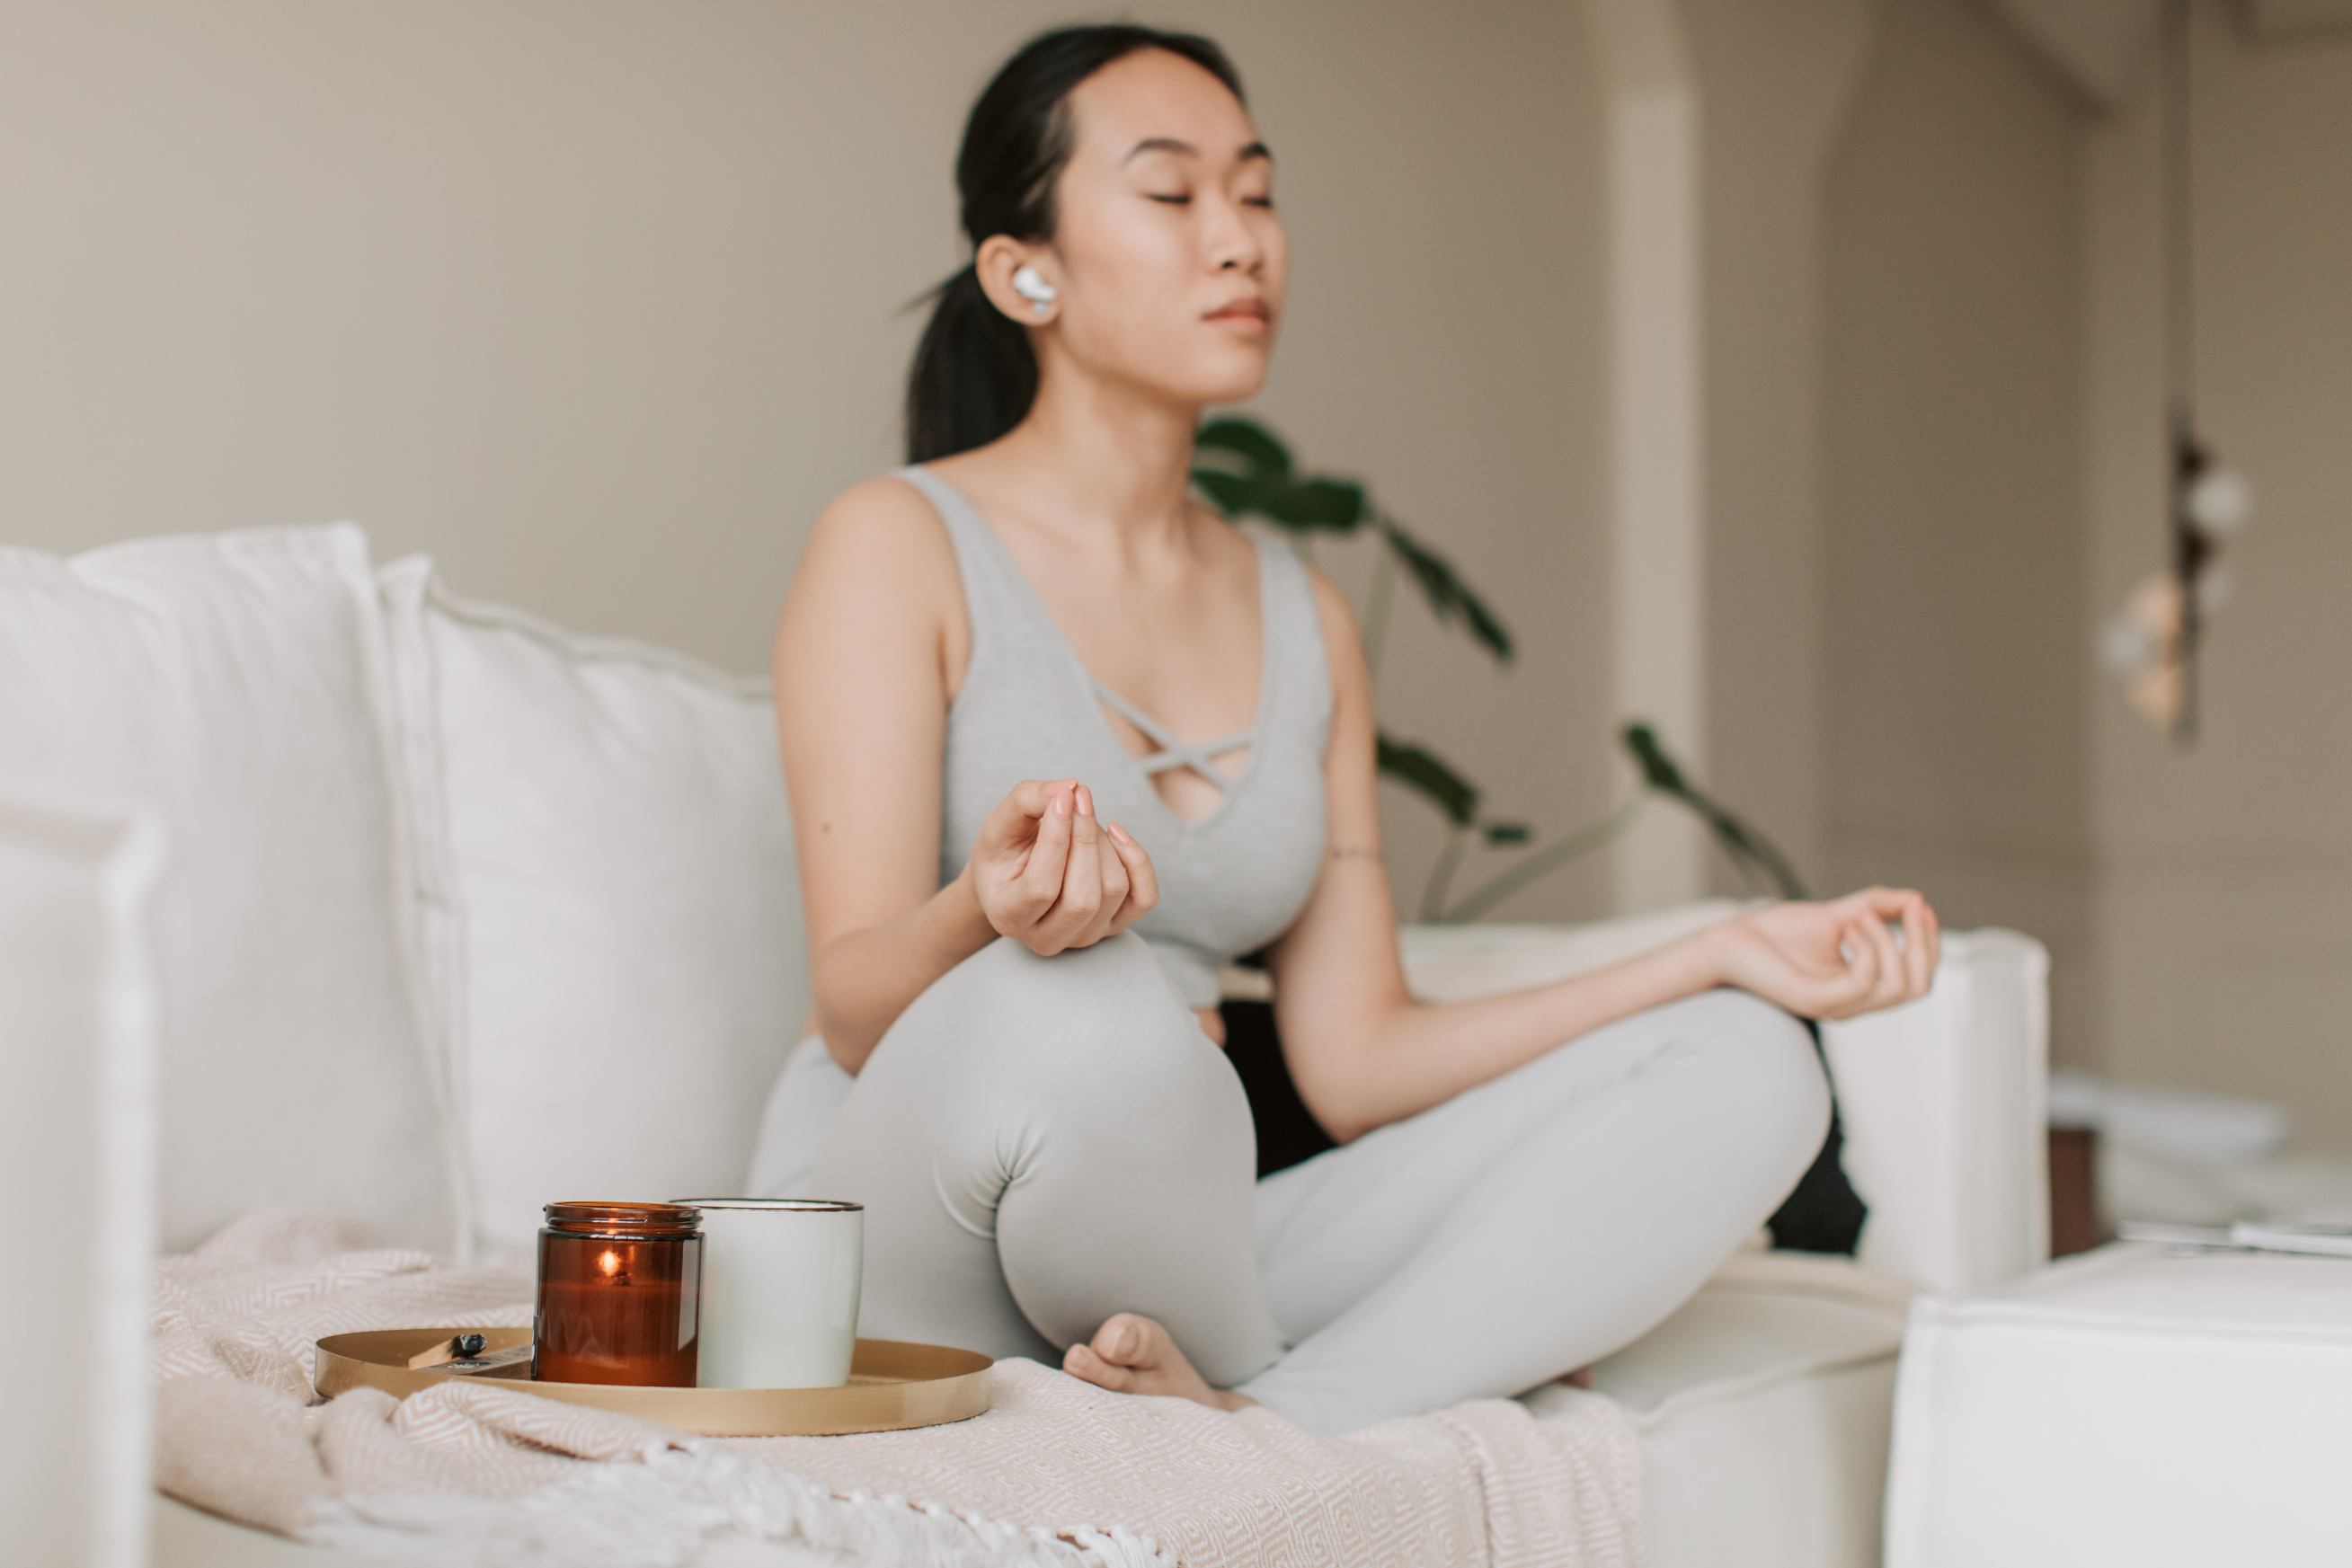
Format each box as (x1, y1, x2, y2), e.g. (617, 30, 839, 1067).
(1035, 49, 1286, 409)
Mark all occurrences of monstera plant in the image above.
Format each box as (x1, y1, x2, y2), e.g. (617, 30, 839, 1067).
(1190, 416, 1806, 920)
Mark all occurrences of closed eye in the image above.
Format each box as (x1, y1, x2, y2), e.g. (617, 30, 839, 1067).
(1147, 193, 1192, 206)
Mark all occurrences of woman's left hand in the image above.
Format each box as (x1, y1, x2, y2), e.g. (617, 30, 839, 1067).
(1702, 887, 1940, 1021)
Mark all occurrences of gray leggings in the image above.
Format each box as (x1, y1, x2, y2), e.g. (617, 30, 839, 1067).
(750, 932, 1829, 1435)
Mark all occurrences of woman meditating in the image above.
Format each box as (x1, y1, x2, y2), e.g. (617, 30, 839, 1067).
(749, 23, 1939, 1437)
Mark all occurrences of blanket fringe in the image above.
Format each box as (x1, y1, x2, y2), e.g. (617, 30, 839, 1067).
(303, 1441, 1173, 1567)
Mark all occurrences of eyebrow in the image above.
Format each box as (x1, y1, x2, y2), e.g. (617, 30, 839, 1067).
(1123, 137, 1274, 164)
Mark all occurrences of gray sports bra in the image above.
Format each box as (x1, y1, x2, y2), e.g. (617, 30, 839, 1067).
(900, 465, 1332, 1008)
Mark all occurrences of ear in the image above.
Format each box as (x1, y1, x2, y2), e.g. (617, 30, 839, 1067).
(975, 235, 1059, 326)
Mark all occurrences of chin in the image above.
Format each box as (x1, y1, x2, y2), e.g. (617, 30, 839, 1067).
(1079, 334, 1273, 411)
(1166, 350, 1274, 409)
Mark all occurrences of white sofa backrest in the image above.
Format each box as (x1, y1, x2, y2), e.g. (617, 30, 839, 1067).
(0, 527, 454, 1252)
(378, 557, 810, 1264)
(1397, 903, 1758, 1000)
(0, 786, 163, 1568)
(1402, 914, 2052, 1295)
(3, 520, 2046, 1303)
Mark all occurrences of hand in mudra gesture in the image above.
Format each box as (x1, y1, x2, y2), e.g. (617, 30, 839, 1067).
(970, 779, 1160, 957)
(1708, 887, 1940, 1021)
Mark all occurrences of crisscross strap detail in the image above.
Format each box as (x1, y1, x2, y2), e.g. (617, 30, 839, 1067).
(901, 458, 1334, 1009)
(1093, 682, 1255, 792)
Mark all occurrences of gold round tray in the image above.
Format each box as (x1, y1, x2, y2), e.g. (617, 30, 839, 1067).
(314, 1326, 991, 1437)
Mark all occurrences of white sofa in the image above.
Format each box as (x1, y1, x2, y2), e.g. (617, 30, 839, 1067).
(1, 790, 164, 1568)
(0, 525, 2050, 1567)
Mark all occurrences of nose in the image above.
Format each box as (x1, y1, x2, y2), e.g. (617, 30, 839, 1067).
(1202, 190, 1264, 276)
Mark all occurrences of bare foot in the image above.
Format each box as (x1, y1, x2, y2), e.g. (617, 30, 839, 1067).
(1062, 1313, 1255, 1413)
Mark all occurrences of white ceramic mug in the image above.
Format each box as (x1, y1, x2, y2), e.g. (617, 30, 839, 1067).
(673, 1198, 863, 1389)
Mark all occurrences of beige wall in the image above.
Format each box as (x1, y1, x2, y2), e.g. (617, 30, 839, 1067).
(2085, 8, 2352, 1142)
(0, 1, 1615, 924)
(1817, 0, 2098, 1055)
(21, 0, 2294, 1069)
(1688, 0, 1876, 893)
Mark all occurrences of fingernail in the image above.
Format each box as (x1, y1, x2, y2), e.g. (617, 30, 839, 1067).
(1114, 1323, 1136, 1357)
(1077, 784, 1095, 818)
(1108, 822, 1132, 845)
(1055, 792, 1070, 818)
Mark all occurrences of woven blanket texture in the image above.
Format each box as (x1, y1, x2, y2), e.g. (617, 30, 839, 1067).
(154, 1209, 1642, 1566)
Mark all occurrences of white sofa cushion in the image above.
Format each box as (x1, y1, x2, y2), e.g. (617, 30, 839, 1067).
(0, 527, 452, 1252)
(1401, 917, 2052, 1296)
(0, 786, 164, 1568)
(1529, 1251, 1913, 1568)
(1886, 1242, 2352, 1567)
(378, 559, 809, 1263)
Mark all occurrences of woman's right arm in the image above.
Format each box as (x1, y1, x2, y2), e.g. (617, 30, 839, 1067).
(777, 479, 987, 1072)
(776, 479, 1158, 1074)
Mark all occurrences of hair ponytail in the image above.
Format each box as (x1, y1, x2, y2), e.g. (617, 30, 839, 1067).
(905, 266, 1039, 464)
(903, 24, 1246, 463)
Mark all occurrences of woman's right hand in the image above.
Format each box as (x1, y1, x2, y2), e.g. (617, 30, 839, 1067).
(968, 779, 1159, 956)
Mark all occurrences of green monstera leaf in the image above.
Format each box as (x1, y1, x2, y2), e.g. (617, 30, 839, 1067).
(1186, 417, 1804, 923)
(1193, 421, 1365, 535)
(1620, 722, 1807, 901)
(1263, 477, 1368, 532)
(1191, 417, 1511, 660)
(1375, 732, 1479, 826)
(1377, 517, 1513, 665)
(1189, 466, 1261, 519)
(1194, 416, 1293, 486)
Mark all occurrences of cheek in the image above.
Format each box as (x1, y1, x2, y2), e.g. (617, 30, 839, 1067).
(1052, 209, 1280, 399)
(1067, 217, 1193, 332)
(1059, 254, 1196, 370)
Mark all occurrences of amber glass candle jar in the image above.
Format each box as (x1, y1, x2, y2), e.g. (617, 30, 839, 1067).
(534, 1202, 703, 1386)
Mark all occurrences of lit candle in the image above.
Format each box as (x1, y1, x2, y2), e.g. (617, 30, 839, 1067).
(533, 1202, 702, 1386)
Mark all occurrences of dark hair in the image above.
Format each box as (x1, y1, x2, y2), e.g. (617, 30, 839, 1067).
(904, 25, 1247, 463)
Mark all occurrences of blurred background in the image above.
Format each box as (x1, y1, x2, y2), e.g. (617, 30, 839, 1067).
(4, 0, 2347, 1146)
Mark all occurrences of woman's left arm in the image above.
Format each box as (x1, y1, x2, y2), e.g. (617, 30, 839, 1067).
(1265, 572, 1939, 1145)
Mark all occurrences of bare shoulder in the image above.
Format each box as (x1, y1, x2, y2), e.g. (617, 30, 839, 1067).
(795, 474, 959, 594)
(1300, 560, 1361, 636)
(1299, 561, 1371, 699)
(777, 473, 965, 686)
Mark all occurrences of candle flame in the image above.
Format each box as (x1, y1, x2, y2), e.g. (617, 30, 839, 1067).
(599, 1249, 621, 1276)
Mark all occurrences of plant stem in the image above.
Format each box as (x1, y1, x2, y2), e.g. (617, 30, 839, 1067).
(1418, 823, 1472, 924)
(1660, 790, 1808, 901)
(1362, 539, 1397, 680)
(1437, 789, 1649, 925)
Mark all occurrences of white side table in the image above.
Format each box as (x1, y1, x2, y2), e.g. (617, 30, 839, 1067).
(1886, 1241, 2352, 1567)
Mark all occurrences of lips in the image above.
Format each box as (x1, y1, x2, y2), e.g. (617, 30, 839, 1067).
(1206, 298, 1272, 324)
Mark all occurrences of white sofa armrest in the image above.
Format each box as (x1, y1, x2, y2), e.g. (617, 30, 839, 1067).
(0, 783, 164, 1568)
(1398, 909, 2051, 1295)
(1826, 927, 2049, 1295)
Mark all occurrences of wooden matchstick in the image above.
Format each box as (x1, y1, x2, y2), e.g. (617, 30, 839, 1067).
(407, 1333, 489, 1369)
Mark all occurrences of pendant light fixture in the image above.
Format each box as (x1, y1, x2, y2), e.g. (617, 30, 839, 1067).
(2100, 0, 2253, 746)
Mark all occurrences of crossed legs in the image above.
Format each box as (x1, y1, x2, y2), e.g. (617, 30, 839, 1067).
(1239, 987, 1828, 1431)
(804, 935, 1830, 1434)
(805, 933, 1284, 1386)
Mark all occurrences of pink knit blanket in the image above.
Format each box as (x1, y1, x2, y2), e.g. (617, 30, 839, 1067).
(155, 1210, 1641, 1566)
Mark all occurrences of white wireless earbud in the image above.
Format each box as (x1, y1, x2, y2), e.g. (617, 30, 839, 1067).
(1011, 264, 1057, 316)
